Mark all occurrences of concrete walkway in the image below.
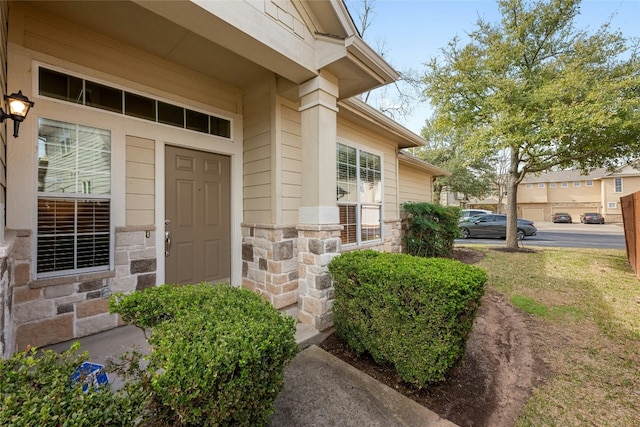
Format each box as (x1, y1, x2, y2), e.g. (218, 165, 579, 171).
(47, 322, 457, 426)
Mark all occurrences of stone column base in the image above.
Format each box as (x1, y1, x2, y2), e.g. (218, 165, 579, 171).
(296, 224, 342, 331)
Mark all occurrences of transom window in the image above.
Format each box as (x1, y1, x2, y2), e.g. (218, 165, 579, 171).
(37, 118, 112, 277)
(561, 182, 568, 188)
(586, 180, 593, 187)
(38, 67, 231, 138)
(573, 181, 580, 187)
(336, 143, 382, 245)
(549, 182, 557, 188)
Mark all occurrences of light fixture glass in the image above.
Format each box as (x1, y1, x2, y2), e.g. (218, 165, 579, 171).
(1, 90, 35, 138)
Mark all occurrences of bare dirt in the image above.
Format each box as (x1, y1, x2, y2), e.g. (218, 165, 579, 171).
(319, 247, 553, 427)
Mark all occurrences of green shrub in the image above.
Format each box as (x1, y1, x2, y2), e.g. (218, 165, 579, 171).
(402, 202, 460, 258)
(110, 283, 299, 427)
(0, 342, 146, 427)
(328, 250, 487, 387)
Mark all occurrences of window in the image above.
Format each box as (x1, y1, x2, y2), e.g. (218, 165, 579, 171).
(561, 182, 568, 188)
(614, 178, 623, 193)
(586, 180, 593, 187)
(608, 202, 617, 209)
(549, 182, 557, 188)
(37, 118, 112, 277)
(573, 181, 580, 187)
(336, 143, 382, 245)
(525, 183, 532, 189)
(39, 66, 232, 138)
(538, 183, 545, 188)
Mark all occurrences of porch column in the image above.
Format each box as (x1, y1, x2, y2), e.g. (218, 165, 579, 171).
(298, 71, 339, 225)
(297, 72, 341, 331)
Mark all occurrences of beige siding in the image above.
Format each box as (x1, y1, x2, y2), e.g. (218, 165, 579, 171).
(546, 182, 601, 203)
(0, 1, 7, 240)
(126, 136, 155, 226)
(398, 163, 432, 205)
(243, 80, 273, 223)
(279, 100, 302, 224)
(18, 5, 241, 114)
(603, 176, 640, 218)
(337, 117, 399, 220)
(517, 184, 548, 203)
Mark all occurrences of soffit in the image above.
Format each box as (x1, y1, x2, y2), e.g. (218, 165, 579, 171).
(26, 1, 397, 101)
(25, 0, 274, 90)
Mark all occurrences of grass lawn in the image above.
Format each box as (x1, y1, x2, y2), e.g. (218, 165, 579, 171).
(472, 246, 640, 426)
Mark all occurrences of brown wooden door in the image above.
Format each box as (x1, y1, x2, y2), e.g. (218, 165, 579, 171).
(165, 145, 230, 284)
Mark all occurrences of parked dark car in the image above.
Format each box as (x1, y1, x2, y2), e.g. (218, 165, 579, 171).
(459, 214, 537, 240)
(552, 212, 572, 223)
(580, 212, 605, 224)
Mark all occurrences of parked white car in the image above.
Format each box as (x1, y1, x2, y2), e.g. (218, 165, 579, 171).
(459, 209, 492, 222)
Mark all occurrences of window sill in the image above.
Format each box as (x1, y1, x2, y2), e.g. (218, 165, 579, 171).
(31, 270, 116, 289)
(340, 240, 384, 253)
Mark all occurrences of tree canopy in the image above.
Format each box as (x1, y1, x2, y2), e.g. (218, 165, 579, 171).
(423, 0, 640, 247)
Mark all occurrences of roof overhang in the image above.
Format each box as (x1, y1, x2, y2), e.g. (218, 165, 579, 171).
(398, 152, 451, 177)
(338, 97, 426, 149)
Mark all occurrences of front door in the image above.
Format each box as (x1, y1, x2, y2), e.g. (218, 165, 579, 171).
(165, 145, 231, 284)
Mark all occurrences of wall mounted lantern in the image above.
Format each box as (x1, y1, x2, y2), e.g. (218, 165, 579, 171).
(1, 90, 35, 138)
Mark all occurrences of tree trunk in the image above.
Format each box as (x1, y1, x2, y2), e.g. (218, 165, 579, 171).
(505, 149, 520, 248)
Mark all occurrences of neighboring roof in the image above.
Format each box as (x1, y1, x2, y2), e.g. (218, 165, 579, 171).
(397, 152, 451, 177)
(338, 97, 427, 149)
(521, 169, 607, 183)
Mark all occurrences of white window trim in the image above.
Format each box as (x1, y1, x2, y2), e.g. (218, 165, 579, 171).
(35, 117, 114, 279)
(549, 182, 557, 188)
(561, 182, 568, 188)
(525, 183, 532, 189)
(35, 62, 234, 141)
(614, 177, 623, 193)
(586, 180, 593, 187)
(538, 183, 545, 188)
(336, 141, 384, 247)
(573, 181, 580, 187)
(608, 202, 617, 209)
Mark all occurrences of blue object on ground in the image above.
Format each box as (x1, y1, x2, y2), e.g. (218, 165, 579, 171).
(72, 362, 109, 391)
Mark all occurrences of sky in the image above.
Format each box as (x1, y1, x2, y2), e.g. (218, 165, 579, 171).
(347, 0, 640, 135)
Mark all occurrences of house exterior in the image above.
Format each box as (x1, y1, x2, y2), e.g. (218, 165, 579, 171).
(517, 166, 640, 223)
(446, 165, 640, 223)
(0, 0, 446, 356)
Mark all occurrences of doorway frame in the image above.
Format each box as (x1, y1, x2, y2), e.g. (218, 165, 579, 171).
(155, 132, 243, 287)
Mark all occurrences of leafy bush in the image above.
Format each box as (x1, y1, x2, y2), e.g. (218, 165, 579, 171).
(328, 250, 486, 387)
(0, 342, 146, 427)
(110, 283, 299, 426)
(402, 202, 460, 258)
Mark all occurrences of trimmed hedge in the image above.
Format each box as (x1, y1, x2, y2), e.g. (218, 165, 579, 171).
(328, 250, 486, 387)
(110, 283, 299, 426)
(0, 343, 146, 427)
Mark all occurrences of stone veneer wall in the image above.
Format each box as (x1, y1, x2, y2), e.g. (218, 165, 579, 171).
(383, 219, 403, 253)
(241, 224, 299, 309)
(9, 226, 155, 353)
(296, 224, 342, 331)
(0, 231, 18, 358)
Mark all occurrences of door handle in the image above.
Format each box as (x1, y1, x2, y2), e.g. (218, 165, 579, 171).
(165, 231, 171, 257)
